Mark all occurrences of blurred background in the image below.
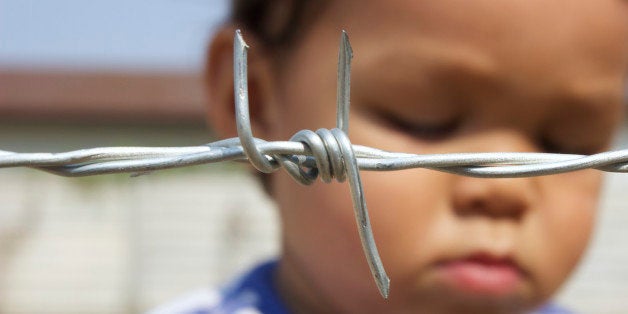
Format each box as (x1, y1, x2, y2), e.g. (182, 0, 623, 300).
(0, 0, 626, 313)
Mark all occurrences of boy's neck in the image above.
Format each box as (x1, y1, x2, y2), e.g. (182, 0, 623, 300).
(276, 249, 345, 314)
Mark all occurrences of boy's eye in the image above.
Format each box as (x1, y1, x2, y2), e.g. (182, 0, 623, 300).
(539, 137, 566, 154)
(539, 137, 598, 155)
(379, 110, 461, 141)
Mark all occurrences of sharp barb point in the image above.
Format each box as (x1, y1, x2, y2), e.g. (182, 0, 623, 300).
(341, 30, 353, 59)
(235, 29, 249, 50)
(379, 277, 391, 299)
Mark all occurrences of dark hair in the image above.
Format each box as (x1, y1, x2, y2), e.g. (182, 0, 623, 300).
(231, 0, 326, 51)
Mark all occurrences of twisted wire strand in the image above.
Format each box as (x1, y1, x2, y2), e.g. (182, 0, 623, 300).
(1, 30, 627, 299)
(3, 146, 627, 177)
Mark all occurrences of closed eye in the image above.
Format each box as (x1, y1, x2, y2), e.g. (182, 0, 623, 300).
(539, 136, 600, 155)
(379, 110, 461, 141)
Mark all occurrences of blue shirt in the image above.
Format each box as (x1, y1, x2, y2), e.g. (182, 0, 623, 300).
(148, 260, 572, 314)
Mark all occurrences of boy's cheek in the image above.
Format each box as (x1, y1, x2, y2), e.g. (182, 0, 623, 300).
(537, 171, 601, 243)
(522, 170, 601, 300)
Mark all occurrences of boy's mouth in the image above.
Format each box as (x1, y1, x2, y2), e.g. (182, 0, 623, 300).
(432, 253, 525, 296)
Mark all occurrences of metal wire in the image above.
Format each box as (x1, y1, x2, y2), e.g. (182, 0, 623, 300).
(1, 30, 628, 299)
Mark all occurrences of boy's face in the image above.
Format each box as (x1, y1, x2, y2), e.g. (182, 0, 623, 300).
(219, 0, 627, 313)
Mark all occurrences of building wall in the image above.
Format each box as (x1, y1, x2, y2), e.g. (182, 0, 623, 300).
(0, 123, 627, 314)
(0, 123, 279, 314)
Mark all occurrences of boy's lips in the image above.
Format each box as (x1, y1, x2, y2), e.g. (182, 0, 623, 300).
(432, 252, 525, 296)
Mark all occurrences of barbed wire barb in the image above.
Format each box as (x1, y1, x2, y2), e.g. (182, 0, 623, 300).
(334, 31, 390, 298)
(1, 30, 628, 298)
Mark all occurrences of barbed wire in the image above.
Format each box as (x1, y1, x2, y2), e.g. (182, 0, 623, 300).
(1, 30, 627, 299)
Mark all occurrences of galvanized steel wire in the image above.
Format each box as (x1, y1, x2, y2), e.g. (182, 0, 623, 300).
(1, 30, 627, 298)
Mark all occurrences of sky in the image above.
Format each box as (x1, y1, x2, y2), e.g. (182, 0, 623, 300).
(0, 0, 228, 71)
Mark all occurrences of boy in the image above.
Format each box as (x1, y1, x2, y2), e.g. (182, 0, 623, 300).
(153, 0, 628, 313)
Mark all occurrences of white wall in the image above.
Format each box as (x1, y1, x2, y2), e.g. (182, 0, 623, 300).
(0, 168, 279, 314)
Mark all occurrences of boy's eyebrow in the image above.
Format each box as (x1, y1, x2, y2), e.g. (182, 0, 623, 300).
(562, 78, 626, 109)
(411, 40, 498, 79)
(358, 38, 500, 90)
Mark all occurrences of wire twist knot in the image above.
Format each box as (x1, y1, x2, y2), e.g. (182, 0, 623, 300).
(281, 128, 351, 185)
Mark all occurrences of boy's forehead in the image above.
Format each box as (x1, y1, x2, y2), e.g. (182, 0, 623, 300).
(340, 0, 627, 49)
(331, 0, 627, 102)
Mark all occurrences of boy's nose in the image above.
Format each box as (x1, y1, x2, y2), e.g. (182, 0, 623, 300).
(449, 129, 537, 220)
(451, 176, 534, 220)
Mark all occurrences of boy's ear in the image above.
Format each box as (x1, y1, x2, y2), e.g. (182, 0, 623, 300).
(205, 26, 279, 140)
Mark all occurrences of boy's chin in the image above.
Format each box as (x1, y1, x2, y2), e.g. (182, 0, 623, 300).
(407, 286, 534, 314)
